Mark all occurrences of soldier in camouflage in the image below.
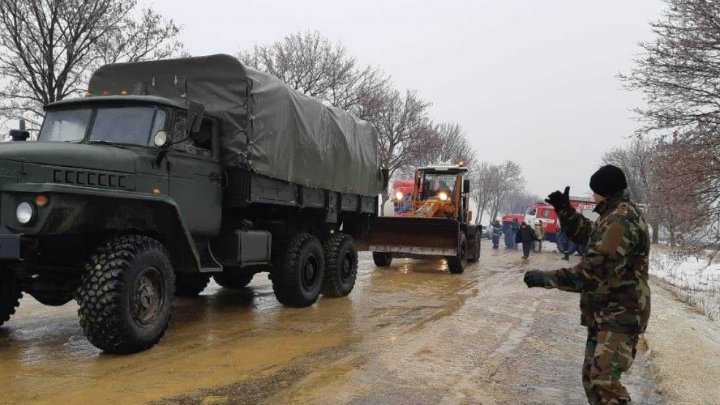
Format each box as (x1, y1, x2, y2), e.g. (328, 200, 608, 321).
(523, 165, 650, 405)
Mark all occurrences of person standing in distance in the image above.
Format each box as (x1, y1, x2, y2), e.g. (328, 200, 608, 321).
(491, 220, 503, 249)
(523, 165, 650, 405)
(533, 220, 545, 253)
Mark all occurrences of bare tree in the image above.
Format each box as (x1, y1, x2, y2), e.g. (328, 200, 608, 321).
(369, 89, 432, 203)
(652, 136, 716, 250)
(471, 161, 495, 225)
(603, 137, 661, 243)
(395, 121, 477, 179)
(471, 160, 525, 224)
(238, 31, 388, 113)
(0, 0, 183, 130)
(504, 190, 542, 216)
(411, 122, 476, 166)
(487, 161, 525, 221)
(622, 0, 720, 254)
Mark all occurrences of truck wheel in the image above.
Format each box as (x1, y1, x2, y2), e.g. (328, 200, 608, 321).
(0, 270, 22, 327)
(271, 233, 325, 307)
(372, 252, 393, 267)
(321, 233, 358, 298)
(77, 235, 175, 354)
(175, 273, 211, 297)
(447, 233, 468, 274)
(467, 236, 481, 263)
(214, 271, 254, 289)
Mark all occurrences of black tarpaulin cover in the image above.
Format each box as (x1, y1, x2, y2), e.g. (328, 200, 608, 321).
(88, 54, 383, 197)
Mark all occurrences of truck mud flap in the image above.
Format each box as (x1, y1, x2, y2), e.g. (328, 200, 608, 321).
(365, 217, 459, 257)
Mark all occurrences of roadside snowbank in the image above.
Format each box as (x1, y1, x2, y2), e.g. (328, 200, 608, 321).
(650, 250, 720, 320)
(643, 282, 720, 404)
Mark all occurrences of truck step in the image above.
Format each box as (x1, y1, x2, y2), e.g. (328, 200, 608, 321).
(199, 243, 223, 273)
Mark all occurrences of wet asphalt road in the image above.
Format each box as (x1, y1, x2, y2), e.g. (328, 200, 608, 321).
(0, 243, 662, 405)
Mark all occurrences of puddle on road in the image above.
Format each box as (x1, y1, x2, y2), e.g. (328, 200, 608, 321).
(0, 246, 656, 405)
(0, 281, 362, 405)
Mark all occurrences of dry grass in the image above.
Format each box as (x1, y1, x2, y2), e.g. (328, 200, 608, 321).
(650, 275, 710, 318)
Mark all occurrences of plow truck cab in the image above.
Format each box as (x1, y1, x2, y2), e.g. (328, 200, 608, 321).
(367, 164, 480, 274)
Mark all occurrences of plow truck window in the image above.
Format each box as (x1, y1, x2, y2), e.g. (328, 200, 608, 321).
(90, 107, 164, 146)
(38, 108, 92, 142)
(421, 173, 456, 200)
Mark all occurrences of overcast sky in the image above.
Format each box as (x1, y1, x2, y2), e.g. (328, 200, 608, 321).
(148, 1, 663, 197)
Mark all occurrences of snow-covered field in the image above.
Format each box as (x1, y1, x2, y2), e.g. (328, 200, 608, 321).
(650, 249, 720, 320)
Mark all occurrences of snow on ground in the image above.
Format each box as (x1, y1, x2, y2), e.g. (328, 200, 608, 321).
(650, 249, 720, 320)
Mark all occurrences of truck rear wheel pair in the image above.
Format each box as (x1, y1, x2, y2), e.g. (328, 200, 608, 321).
(0, 270, 22, 327)
(271, 232, 357, 307)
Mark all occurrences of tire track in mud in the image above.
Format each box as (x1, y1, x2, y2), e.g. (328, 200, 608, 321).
(58, 247, 664, 405)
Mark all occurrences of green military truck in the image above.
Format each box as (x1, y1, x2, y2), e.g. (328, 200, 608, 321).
(0, 55, 384, 353)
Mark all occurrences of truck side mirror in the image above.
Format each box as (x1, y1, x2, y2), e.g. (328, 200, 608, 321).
(463, 179, 471, 194)
(187, 101, 205, 133)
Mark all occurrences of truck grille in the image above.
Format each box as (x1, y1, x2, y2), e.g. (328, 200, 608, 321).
(52, 169, 130, 190)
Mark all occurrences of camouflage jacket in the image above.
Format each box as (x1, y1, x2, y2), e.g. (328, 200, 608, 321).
(543, 190, 651, 334)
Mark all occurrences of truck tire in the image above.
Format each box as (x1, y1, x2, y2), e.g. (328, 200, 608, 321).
(372, 252, 393, 267)
(0, 270, 21, 327)
(214, 271, 254, 289)
(467, 236, 481, 263)
(321, 233, 358, 298)
(175, 273, 211, 297)
(447, 233, 468, 274)
(77, 235, 175, 354)
(271, 233, 325, 307)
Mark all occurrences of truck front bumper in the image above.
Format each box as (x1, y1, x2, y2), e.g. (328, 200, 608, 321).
(0, 233, 21, 259)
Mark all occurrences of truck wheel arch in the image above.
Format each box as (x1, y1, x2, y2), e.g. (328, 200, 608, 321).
(16, 184, 203, 274)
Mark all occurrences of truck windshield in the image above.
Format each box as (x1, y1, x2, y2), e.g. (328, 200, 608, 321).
(38, 109, 92, 142)
(38, 106, 166, 146)
(90, 107, 165, 146)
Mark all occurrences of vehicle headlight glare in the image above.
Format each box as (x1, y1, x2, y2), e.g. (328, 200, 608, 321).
(439, 192, 449, 201)
(16, 202, 34, 224)
(395, 191, 403, 201)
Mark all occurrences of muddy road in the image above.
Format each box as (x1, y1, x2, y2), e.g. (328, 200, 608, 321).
(0, 243, 662, 405)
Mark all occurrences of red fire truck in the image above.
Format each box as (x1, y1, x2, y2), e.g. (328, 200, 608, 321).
(523, 197, 597, 242)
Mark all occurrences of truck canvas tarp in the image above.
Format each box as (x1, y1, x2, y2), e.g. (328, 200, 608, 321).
(88, 54, 383, 197)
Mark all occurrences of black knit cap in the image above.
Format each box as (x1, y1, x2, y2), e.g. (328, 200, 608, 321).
(589, 165, 627, 197)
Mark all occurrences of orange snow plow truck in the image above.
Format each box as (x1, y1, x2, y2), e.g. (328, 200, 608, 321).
(367, 163, 481, 273)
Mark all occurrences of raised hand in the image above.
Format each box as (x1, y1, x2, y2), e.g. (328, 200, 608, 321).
(545, 186, 570, 211)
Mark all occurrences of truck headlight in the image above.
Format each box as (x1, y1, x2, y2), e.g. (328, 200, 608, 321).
(16, 202, 35, 224)
(395, 191, 403, 201)
(438, 192, 449, 201)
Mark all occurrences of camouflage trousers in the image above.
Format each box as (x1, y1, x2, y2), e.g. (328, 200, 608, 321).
(582, 328, 639, 405)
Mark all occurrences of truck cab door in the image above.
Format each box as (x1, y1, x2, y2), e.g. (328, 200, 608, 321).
(166, 113, 222, 239)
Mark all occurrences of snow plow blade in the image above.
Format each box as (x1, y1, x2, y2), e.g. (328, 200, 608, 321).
(366, 217, 460, 257)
